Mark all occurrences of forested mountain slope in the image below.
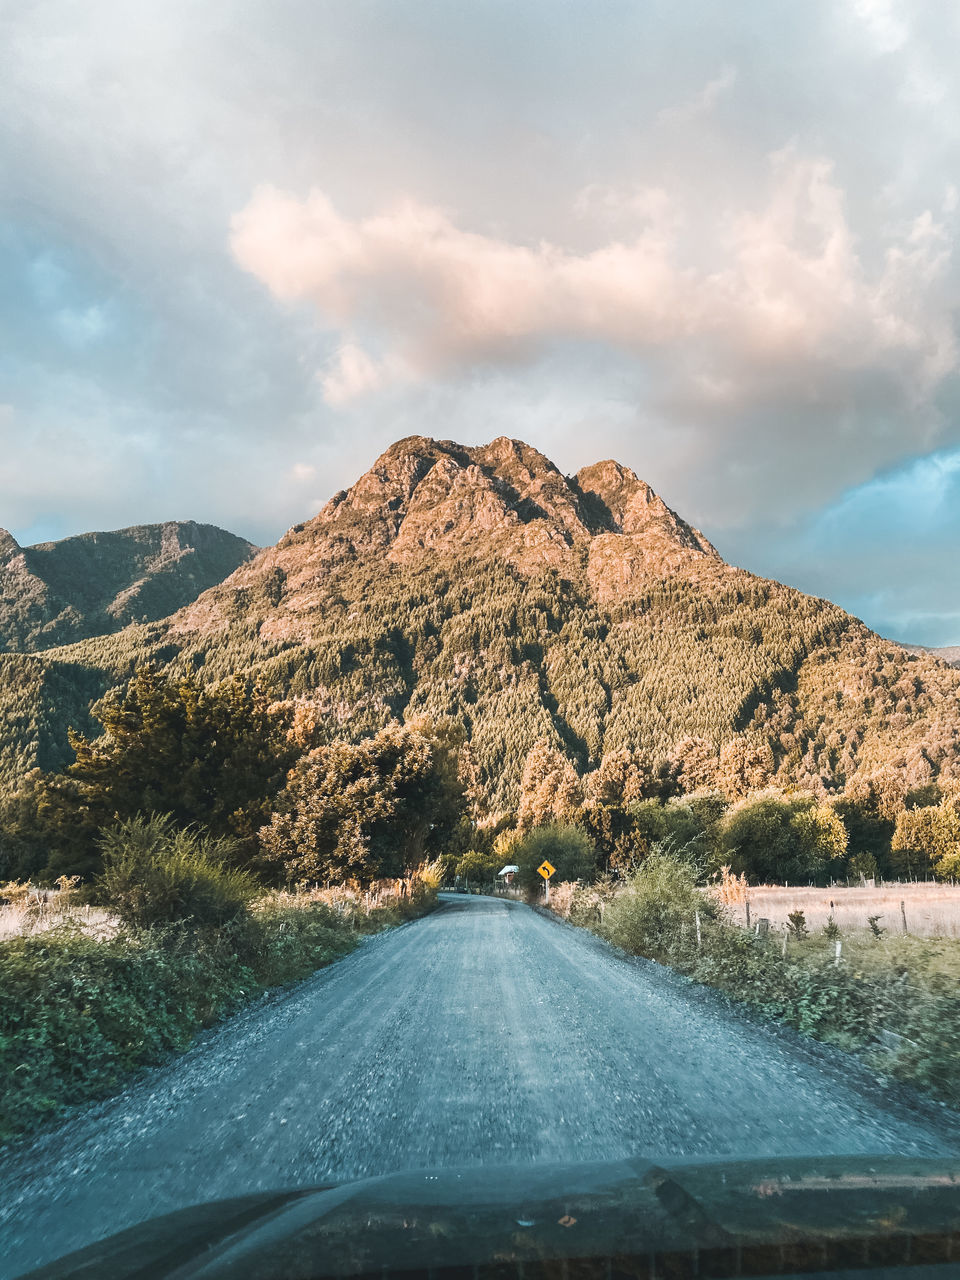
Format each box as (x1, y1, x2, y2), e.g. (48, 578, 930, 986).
(0, 522, 256, 652)
(1, 436, 959, 812)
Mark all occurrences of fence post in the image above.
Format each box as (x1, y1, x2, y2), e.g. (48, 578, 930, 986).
(901, 900, 908, 934)
(695, 910, 702, 950)
(834, 939, 842, 968)
(745, 899, 751, 930)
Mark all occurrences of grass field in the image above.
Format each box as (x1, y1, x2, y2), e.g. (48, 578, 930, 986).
(722, 881, 960, 938)
(0, 892, 117, 941)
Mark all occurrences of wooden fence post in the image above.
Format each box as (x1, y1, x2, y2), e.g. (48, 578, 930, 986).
(901, 900, 908, 934)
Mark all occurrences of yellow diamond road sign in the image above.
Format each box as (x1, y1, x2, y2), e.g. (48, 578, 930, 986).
(537, 859, 556, 880)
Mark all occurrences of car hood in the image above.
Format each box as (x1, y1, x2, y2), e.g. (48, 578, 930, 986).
(18, 1153, 960, 1279)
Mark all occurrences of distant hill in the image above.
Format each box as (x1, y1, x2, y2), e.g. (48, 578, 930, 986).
(899, 643, 960, 669)
(1, 436, 958, 810)
(0, 522, 257, 652)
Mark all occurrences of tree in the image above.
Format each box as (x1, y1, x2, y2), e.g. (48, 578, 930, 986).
(667, 737, 717, 794)
(892, 799, 960, 880)
(719, 789, 847, 883)
(585, 750, 653, 806)
(41, 669, 296, 879)
(259, 723, 464, 887)
(501, 823, 596, 894)
(517, 741, 583, 829)
(830, 790, 896, 878)
(455, 847, 500, 888)
(716, 737, 774, 800)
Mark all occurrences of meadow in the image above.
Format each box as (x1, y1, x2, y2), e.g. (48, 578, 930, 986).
(723, 880, 960, 939)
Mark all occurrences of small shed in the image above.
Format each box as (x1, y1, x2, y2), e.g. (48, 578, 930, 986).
(497, 864, 520, 884)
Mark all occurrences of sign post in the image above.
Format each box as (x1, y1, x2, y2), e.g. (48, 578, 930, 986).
(537, 859, 556, 904)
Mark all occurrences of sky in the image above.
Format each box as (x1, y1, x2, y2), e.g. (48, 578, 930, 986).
(2, 0, 960, 645)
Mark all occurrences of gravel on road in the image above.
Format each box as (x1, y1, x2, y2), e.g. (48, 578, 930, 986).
(2, 893, 958, 1277)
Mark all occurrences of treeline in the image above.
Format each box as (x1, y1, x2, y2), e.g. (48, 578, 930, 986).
(1, 658, 957, 893)
(454, 735, 960, 889)
(0, 669, 468, 889)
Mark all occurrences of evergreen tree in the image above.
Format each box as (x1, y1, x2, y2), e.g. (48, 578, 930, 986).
(40, 669, 295, 878)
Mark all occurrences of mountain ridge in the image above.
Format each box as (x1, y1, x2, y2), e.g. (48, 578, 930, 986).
(0, 521, 257, 653)
(171, 435, 725, 643)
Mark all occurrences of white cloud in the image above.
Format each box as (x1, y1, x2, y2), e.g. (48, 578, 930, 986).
(232, 150, 956, 407)
(657, 64, 738, 125)
(319, 342, 407, 406)
(850, 0, 910, 54)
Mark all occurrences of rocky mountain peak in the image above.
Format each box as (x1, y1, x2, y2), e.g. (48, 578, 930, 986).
(0, 529, 22, 563)
(184, 436, 728, 643)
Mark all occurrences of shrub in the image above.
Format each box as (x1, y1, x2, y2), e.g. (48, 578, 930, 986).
(601, 850, 717, 961)
(505, 823, 597, 893)
(848, 851, 879, 882)
(98, 815, 259, 929)
(786, 909, 809, 940)
(719, 790, 847, 883)
(549, 856, 960, 1109)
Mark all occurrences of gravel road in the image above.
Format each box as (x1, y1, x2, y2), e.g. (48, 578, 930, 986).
(3, 894, 959, 1277)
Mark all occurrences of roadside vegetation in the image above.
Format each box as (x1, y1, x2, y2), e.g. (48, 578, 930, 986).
(546, 856, 960, 1108)
(2, 662, 960, 1137)
(0, 831, 440, 1143)
(0, 672, 455, 1145)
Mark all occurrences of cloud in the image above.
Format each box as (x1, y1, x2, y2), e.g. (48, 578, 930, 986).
(850, 0, 910, 54)
(657, 64, 738, 125)
(5, 0, 960, 638)
(319, 342, 408, 406)
(231, 148, 957, 430)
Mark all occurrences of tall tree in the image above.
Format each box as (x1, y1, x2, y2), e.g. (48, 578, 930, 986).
(259, 722, 464, 887)
(41, 669, 295, 878)
(517, 740, 584, 829)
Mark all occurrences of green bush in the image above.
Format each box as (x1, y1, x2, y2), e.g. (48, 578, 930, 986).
(602, 851, 718, 961)
(98, 815, 259, 928)
(0, 922, 255, 1141)
(560, 857, 960, 1108)
(0, 885, 438, 1144)
(509, 823, 596, 893)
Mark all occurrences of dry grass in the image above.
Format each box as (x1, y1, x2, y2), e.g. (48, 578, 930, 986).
(719, 881, 960, 938)
(0, 898, 118, 941)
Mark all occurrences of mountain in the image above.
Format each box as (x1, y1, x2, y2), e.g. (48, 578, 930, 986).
(0, 522, 257, 653)
(2, 436, 959, 811)
(899, 643, 960, 669)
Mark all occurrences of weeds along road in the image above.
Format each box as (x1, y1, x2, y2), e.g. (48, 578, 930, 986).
(3, 893, 960, 1277)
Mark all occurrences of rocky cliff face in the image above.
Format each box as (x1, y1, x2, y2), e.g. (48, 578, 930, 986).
(0, 521, 257, 652)
(173, 436, 725, 640)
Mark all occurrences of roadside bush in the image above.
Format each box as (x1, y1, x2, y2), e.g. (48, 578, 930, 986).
(0, 878, 441, 1144)
(98, 815, 259, 928)
(504, 822, 596, 894)
(601, 850, 718, 961)
(0, 921, 255, 1141)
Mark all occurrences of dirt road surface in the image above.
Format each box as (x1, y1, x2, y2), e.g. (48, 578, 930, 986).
(2, 894, 958, 1276)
